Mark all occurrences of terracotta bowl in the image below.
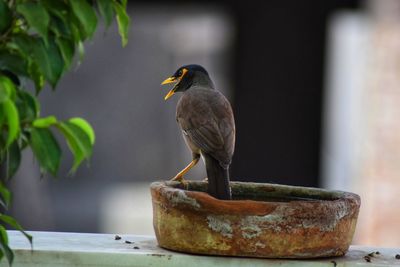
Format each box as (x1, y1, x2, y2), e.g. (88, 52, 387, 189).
(150, 181, 360, 258)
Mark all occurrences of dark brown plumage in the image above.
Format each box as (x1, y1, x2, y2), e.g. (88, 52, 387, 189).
(161, 64, 235, 200)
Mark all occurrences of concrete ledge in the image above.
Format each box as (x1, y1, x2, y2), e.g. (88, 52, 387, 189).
(1, 231, 400, 267)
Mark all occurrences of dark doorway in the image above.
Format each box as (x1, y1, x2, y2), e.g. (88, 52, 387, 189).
(230, 1, 360, 186)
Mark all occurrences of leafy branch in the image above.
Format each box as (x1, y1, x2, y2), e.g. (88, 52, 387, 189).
(0, 0, 130, 265)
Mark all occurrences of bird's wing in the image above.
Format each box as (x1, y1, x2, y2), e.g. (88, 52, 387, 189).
(183, 119, 225, 154)
(176, 88, 234, 164)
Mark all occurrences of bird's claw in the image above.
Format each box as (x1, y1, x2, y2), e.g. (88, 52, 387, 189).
(170, 175, 189, 189)
(171, 174, 184, 182)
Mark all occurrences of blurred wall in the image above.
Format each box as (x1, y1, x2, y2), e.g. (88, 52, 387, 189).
(323, 0, 400, 247)
(9, 4, 234, 233)
(7, 1, 364, 235)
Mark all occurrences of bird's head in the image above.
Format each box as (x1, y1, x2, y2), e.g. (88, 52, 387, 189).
(161, 64, 213, 100)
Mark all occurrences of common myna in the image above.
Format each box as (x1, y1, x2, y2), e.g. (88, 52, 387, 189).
(161, 64, 235, 200)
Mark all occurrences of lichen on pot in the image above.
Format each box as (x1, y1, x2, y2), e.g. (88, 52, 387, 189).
(150, 181, 361, 258)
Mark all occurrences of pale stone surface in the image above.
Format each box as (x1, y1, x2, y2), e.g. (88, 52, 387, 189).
(1, 231, 400, 267)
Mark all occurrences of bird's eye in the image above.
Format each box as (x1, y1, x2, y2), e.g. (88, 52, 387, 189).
(178, 70, 183, 77)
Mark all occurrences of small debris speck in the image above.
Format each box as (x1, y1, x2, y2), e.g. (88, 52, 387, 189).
(395, 254, 400, 259)
(125, 240, 133, 244)
(133, 246, 140, 249)
(114, 235, 121, 240)
(364, 255, 371, 262)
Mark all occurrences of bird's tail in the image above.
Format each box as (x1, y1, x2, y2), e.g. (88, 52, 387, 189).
(204, 154, 231, 200)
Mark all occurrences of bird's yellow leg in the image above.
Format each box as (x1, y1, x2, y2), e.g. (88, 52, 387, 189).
(171, 157, 200, 183)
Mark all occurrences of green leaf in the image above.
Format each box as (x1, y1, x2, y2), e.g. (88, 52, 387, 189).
(0, 138, 5, 163)
(2, 99, 20, 147)
(57, 121, 92, 173)
(69, 15, 86, 43)
(69, 117, 95, 145)
(0, 106, 4, 129)
(43, 1, 73, 38)
(32, 116, 57, 128)
(70, 0, 98, 39)
(50, 16, 70, 38)
(18, 91, 40, 120)
(0, 225, 8, 244)
(0, 76, 15, 101)
(120, 0, 128, 8)
(10, 34, 33, 58)
(0, 225, 14, 266)
(55, 38, 74, 71)
(19, 131, 29, 150)
(0, 215, 32, 248)
(28, 62, 45, 94)
(30, 127, 61, 176)
(0, 182, 11, 209)
(32, 38, 64, 88)
(10, 35, 45, 92)
(77, 41, 85, 62)
(1, 70, 20, 87)
(16, 3, 50, 46)
(0, 0, 12, 34)
(6, 141, 21, 180)
(0, 51, 29, 77)
(16, 90, 40, 122)
(113, 1, 130, 47)
(0, 75, 16, 102)
(97, 0, 114, 28)
(41, 0, 69, 22)
(0, 88, 7, 102)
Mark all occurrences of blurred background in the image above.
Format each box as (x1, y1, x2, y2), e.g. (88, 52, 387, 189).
(7, 0, 400, 247)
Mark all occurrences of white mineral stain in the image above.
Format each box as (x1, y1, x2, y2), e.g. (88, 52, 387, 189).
(206, 215, 233, 238)
(169, 190, 200, 209)
(241, 225, 262, 239)
(255, 241, 266, 248)
(240, 202, 351, 234)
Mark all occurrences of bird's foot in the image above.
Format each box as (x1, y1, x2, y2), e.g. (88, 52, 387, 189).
(170, 175, 189, 189)
(171, 174, 185, 182)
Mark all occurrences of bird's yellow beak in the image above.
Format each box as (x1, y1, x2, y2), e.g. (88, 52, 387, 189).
(161, 77, 178, 100)
(161, 68, 188, 100)
(161, 77, 177, 85)
(164, 87, 176, 100)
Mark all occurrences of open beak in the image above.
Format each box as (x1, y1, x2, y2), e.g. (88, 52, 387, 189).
(161, 77, 177, 85)
(164, 88, 176, 100)
(161, 68, 188, 100)
(161, 76, 178, 100)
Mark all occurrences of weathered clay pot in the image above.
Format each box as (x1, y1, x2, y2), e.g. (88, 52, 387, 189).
(150, 181, 360, 258)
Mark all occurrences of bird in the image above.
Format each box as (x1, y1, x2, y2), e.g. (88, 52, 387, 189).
(161, 64, 235, 200)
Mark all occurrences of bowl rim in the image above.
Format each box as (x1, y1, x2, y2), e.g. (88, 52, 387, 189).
(150, 180, 361, 215)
